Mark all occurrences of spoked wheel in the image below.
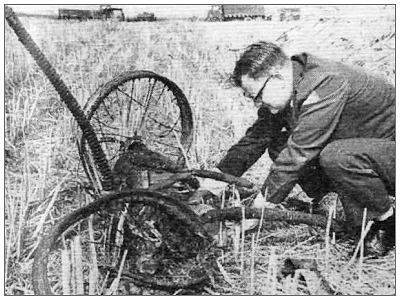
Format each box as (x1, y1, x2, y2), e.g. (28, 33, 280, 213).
(79, 70, 193, 191)
(32, 190, 214, 295)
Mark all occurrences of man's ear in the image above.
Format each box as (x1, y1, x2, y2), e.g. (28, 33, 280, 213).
(274, 61, 292, 80)
(268, 66, 280, 75)
(248, 73, 268, 85)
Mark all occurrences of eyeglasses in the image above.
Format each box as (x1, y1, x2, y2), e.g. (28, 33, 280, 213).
(243, 74, 277, 102)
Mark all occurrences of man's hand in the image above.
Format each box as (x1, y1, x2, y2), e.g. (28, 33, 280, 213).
(199, 177, 229, 197)
(253, 192, 282, 209)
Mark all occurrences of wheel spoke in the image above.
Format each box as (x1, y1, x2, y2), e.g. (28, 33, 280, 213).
(150, 139, 181, 151)
(96, 131, 131, 139)
(154, 84, 167, 107)
(116, 87, 182, 133)
(92, 115, 120, 131)
(107, 151, 121, 163)
(114, 90, 127, 137)
(134, 79, 141, 131)
(138, 78, 156, 134)
(126, 80, 135, 129)
(158, 118, 180, 138)
(100, 99, 115, 121)
(144, 78, 155, 105)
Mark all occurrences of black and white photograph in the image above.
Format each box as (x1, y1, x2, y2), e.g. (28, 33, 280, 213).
(4, 3, 395, 295)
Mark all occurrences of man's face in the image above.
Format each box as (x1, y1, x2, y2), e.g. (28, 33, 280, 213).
(241, 64, 293, 114)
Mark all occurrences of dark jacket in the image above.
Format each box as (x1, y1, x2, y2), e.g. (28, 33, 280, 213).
(217, 53, 395, 203)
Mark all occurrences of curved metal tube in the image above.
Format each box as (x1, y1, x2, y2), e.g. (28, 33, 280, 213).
(5, 6, 113, 190)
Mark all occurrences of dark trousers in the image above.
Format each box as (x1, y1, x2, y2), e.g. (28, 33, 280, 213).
(270, 138, 395, 228)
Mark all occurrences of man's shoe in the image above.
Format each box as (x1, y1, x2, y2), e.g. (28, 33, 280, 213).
(364, 210, 395, 257)
(311, 200, 324, 215)
(337, 210, 395, 257)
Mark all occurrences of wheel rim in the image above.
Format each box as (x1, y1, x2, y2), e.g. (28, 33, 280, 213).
(32, 190, 211, 295)
(80, 71, 193, 191)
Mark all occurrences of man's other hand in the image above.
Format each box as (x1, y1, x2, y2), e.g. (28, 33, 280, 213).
(253, 192, 281, 209)
(199, 177, 229, 197)
(197, 167, 229, 197)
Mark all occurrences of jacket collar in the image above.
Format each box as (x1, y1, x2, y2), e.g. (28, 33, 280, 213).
(286, 54, 304, 111)
(291, 53, 307, 92)
(286, 53, 307, 118)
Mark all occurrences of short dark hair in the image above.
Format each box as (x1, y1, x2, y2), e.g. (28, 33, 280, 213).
(232, 41, 288, 87)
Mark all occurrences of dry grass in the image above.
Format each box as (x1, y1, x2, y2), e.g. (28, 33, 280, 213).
(5, 5, 395, 295)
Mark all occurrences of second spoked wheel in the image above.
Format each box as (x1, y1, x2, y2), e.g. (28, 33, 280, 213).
(79, 70, 194, 191)
(32, 190, 213, 295)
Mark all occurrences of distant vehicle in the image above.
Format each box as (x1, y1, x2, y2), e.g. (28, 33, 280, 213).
(96, 6, 125, 21)
(279, 8, 301, 21)
(58, 9, 93, 21)
(58, 5, 125, 21)
(126, 12, 156, 22)
(206, 5, 266, 21)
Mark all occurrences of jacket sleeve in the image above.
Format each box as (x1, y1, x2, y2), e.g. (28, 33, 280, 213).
(263, 76, 350, 203)
(217, 106, 285, 177)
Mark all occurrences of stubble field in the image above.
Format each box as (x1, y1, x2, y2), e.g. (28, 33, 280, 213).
(5, 5, 395, 295)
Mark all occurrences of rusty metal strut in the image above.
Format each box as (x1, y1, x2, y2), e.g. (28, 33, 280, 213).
(5, 5, 113, 190)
